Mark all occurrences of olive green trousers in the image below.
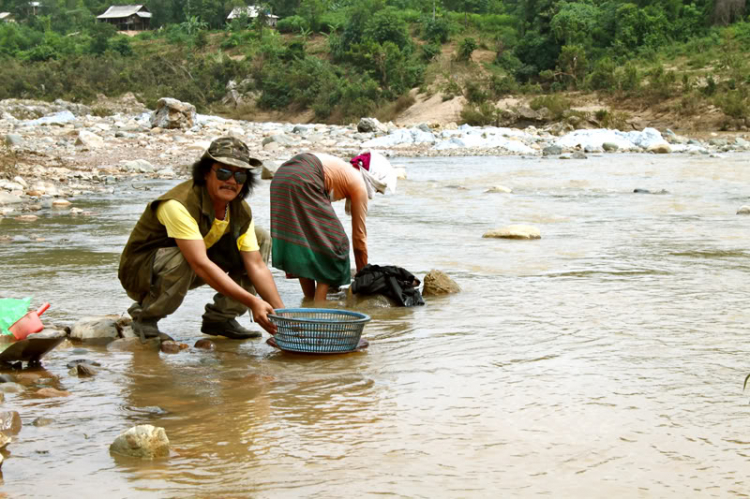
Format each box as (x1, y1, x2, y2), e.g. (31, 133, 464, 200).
(127, 226, 271, 324)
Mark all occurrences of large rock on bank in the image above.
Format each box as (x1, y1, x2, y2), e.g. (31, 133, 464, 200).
(150, 97, 196, 130)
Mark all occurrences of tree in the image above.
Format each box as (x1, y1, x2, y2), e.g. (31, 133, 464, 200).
(713, 0, 746, 25)
(550, 2, 600, 48)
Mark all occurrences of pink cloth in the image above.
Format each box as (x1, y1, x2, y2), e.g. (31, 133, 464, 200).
(350, 152, 371, 171)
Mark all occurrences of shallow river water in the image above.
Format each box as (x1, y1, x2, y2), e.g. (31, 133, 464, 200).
(1, 152, 750, 497)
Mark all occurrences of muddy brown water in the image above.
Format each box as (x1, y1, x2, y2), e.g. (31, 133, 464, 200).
(1, 153, 750, 497)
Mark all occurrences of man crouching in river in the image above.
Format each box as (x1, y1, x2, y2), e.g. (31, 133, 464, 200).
(118, 136, 284, 341)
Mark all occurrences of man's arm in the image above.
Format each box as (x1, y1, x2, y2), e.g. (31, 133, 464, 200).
(241, 250, 284, 310)
(175, 239, 278, 334)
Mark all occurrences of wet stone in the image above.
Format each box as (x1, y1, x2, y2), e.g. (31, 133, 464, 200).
(69, 364, 96, 377)
(422, 270, 461, 296)
(125, 406, 168, 416)
(36, 387, 71, 398)
(109, 424, 170, 460)
(15, 372, 42, 384)
(0, 383, 25, 394)
(160, 341, 188, 354)
(66, 359, 102, 369)
(0, 411, 22, 434)
(194, 339, 215, 350)
(0, 374, 14, 383)
(33, 416, 54, 427)
(0, 432, 10, 448)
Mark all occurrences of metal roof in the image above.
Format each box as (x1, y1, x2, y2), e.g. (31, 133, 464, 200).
(97, 5, 152, 19)
(227, 6, 278, 19)
(0, 12, 13, 19)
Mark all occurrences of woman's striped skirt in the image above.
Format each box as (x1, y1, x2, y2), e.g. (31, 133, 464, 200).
(269, 153, 351, 286)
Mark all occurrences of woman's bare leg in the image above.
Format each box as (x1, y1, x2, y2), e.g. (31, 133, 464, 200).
(299, 277, 316, 299)
(314, 282, 329, 302)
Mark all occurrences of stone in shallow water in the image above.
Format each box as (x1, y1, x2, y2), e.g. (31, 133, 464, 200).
(483, 225, 541, 240)
(736, 205, 750, 215)
(69, 363, 96, 377)
(160, 341, 188, 354)
(36, 387, 71, 398)
(0, 383, 24, 394)
(194, 339, 215, 350)
(0, 411, 22, 433)
(110, 425, 170, 460)
(33, 416, 54, 427)
(66, 359, 102, 369)
(422, 270, 461, 296)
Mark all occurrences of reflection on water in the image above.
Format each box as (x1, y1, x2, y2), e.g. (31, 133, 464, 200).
(2, 153, 750, 497)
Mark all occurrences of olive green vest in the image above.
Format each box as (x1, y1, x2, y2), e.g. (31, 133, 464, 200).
(118, 180, 253, 294)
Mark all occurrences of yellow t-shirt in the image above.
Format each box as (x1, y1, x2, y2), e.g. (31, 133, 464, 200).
(155, 200, 259, 252)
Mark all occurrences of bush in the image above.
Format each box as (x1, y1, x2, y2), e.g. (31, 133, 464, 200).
(420, 43, 441, 62)
(644, 64, 677, 100)
(586, 56, 617, 91)
(277, 15, 309, 34)
(715, 90, 749, 118)
(619, 62, 640, 92)
(108, 36, 133, 56)
(375, 92, 416, 122)
(460, 102, 501, 126)
(594, 109, 629, 129)
(488, 74, 518, 97)
(363, 9, 411, 48)
(464, 79, 488, 104)
(529, 94, 571, 118)
(421, 16, 452, 43)
(318, 12, 346, 33)
(458, 37, 477, 60)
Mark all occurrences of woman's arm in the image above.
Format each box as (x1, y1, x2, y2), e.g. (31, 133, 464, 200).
(350, 188, 369, 272)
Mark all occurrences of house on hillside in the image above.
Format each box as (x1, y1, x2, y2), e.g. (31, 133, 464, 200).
(227, 6, 279, 27)
(0, 12, 15, 22)
(97, 4, 151, 31)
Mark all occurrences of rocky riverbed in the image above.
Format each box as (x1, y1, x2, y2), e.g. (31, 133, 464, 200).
(2, 96, 750, 219)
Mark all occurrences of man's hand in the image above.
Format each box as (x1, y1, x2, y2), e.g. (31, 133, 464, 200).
(251, 299, 278, 335)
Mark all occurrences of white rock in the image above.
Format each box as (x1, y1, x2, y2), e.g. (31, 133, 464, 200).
(485, 185, 513, 193)
(70, 317, 119, 340)
(483, 225, 541, 239)
(120, 159, 155, 173)
(737, 206, 750, 215)
(0, 192, 23, 205)
(12, 176, 28, 189)
(52, 199, 72, 207)
(75, 130, 104, 149)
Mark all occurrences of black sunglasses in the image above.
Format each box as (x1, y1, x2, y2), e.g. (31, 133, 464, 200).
(213, 167, 248, 184)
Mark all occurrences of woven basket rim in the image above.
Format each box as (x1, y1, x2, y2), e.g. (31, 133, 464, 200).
(269, 308, 371, 325)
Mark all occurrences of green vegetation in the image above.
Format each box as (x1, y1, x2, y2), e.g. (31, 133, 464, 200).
(0, 0, 749, 126)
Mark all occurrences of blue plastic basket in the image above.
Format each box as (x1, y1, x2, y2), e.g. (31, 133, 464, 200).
(268, 308, 371, 353)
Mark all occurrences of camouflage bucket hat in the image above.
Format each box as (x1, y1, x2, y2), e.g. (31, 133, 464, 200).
(203, 136, 263, 169)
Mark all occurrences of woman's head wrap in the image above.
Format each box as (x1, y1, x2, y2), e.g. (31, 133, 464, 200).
(350, 151, 397, 198)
